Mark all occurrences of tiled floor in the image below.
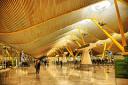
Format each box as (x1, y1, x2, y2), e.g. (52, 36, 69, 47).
(0, 64, 127, 85)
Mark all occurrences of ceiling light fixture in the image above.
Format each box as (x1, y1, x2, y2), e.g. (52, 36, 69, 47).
(92, 0, 111, 11)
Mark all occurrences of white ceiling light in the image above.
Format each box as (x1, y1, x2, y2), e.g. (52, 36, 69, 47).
(92, 0, 111, 11)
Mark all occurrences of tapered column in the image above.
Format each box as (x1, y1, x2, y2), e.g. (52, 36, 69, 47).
(63, 52, 67, 63)
(81, 48, 92, 64)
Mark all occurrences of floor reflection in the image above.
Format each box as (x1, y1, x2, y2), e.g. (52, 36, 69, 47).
(35, 74, 40, 81)
(0, 64, 126, 85)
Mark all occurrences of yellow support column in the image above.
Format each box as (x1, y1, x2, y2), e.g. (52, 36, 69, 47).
(57, 48, 63, 54)
(74, 40, 81, 47)
(78, 28, 86, 45)
(71, 34, 82, 47)
(92, 19, 125, 52)
(66, 46, 81, 60)
(69, 46, 77, 60)
(114, 0, 127, 47)
(74, 51, 80, 58)
(102, 42, 107, 58)
(107, 43, 113, 50)
(65, 47, 74, 58)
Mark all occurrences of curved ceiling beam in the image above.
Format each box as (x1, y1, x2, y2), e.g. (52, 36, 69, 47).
(0, 1, 127, 44)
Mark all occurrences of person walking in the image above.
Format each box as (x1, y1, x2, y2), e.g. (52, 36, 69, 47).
(35, 59, 41, 74)
(60, 60, 63, 68)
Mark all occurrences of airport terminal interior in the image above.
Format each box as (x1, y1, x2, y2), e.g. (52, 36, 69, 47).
(0, 0, 128, 85)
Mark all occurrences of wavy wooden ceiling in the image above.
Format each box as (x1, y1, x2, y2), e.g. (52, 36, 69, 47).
(0, 0, 103, 56)
(0, 0, 100, 33)
(0, 0, 128, 57)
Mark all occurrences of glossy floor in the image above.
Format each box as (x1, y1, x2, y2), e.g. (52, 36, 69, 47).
(0, 64, 127, 85)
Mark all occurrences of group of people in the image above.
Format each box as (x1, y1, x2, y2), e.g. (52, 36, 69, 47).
(34, 57, 114, 74)
(92, 58, 114, 65)
(55, 60, 63, 68)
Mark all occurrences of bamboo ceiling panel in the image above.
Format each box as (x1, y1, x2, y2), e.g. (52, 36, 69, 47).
(0, 0, 100, 33)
